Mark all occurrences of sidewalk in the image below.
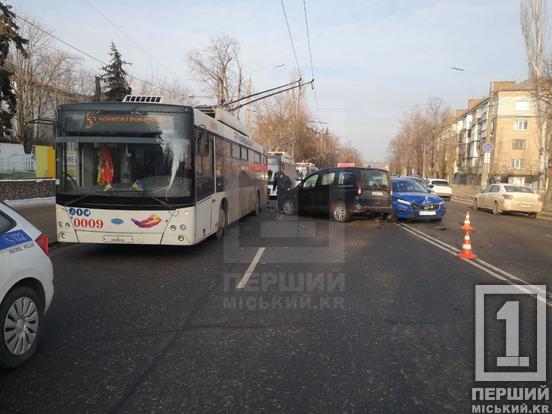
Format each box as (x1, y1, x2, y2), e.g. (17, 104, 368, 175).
(5, 197, 57, 245)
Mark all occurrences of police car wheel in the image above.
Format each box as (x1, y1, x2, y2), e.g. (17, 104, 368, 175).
(0, 286, 42, 369)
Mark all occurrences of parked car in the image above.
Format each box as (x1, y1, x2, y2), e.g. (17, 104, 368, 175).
(282, 167, 393, 222)
(473, 184, 542, 217)
(426, 178, 452, 200)
(392, 178, 446, 221)
(0, 202, 54, 369)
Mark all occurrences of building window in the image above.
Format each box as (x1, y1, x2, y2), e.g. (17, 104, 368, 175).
(511, 159, 524, 169)
(512, 139, 527, 150)
(515, 100, 530, 111)
(513, 120, 528, 130)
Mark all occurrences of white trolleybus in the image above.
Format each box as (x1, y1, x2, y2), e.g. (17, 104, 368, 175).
(55, 96, 268, 245)
(267, 151, 296, 198)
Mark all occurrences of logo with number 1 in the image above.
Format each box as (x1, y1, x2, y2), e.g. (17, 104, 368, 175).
(475, 285, 546, 382)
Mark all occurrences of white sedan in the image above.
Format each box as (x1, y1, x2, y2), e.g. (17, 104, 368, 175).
(0, 202, 54, 368)
(473, 184, 543, 217)
(427, 178, 452, 200)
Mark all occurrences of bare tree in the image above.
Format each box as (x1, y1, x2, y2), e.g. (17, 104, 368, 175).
(187, 34, 244, 106)
(134, 73, 197, 106)
(387, 99, 451, 178)
(521, 0, 551, 208)
(8, 17, 93, 144)
(253, 88, 362, 168)
(423, 97, 453, 177)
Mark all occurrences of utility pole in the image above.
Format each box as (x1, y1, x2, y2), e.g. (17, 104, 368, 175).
(480, 83, 494, 188)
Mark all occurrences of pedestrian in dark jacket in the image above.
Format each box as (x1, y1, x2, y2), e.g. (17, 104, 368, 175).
(274, 170, 292, 212)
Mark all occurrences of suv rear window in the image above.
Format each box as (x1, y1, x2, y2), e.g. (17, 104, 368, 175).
(361, 170, 389, 191)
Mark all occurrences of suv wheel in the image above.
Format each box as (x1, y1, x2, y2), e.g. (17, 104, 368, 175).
(0, 285, 42, 369)
(492, 201, 501, 215)
(282, 199, 296, 215)
(473, 199, 478, 211)
(331, 200, 350, 223)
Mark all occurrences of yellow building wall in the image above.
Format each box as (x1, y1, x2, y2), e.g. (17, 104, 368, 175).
(34, 146, 56, 178)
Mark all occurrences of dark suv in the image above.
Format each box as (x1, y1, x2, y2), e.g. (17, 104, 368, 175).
(281, 167, 393, 222)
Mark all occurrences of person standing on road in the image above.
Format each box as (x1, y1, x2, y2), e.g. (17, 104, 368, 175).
(273, 170, 292, 212)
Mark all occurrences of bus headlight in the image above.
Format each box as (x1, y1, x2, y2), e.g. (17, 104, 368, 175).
(180, 225, 186, 231)
(170, 225, 177, 231)
(178, 235, 185, 241)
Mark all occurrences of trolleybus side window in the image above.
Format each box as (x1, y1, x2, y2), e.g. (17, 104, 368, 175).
(215, 136, 224, 192)
(215, 138, 235, 192)
(196, 133, 214, 200)
(239, 146, 250, 188)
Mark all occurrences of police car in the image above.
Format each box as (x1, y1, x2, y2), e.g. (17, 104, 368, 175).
(0, 202, 54, 368)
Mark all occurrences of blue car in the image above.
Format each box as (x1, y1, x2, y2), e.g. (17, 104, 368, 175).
(392, 178, 446, 221)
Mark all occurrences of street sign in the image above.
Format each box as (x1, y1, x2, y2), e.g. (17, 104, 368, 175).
(484, 152, 491, 164)
(482, 143, 494, 153)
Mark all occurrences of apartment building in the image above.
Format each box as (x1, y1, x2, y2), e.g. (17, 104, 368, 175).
(450, 79, 539, 187)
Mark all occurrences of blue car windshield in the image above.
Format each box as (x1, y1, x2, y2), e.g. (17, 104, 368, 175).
(392, 180, 427, 193)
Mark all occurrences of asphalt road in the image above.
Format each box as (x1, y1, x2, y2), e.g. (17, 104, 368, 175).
(0, 200, 551, 413)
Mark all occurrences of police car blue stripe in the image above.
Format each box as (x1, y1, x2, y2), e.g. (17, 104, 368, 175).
(0, 230, 32, 250)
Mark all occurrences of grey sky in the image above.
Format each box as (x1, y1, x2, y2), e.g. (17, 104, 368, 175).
(12, 0, 536, 160)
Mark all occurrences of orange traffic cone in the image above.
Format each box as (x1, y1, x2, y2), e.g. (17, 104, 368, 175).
(461, 211, 472, 232)
(458, 211, 477, 260)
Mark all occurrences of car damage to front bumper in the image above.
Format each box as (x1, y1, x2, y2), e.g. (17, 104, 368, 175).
(393, 202, 446, 220)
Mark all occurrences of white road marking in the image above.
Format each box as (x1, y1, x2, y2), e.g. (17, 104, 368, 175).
(236, 247, 266, 289)
(403, 223, 552, 300)
(397, 223, 552, 307)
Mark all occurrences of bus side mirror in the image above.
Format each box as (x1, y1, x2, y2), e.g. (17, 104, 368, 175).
(196, 125, 209, 157)
(20, 119, 56, 154)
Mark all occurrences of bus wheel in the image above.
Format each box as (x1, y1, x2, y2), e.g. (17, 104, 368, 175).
(253, 192, 261, 216)
(215, 205, 227, 239)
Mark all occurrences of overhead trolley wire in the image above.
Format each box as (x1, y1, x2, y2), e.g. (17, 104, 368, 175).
(280, 0, 302, 78)
(84, 0, 182, 82)
(15, 14, 174, 95)
(301, 0, 321, 122)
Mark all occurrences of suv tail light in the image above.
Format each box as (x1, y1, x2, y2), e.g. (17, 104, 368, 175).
(357, 187, 363, 196)
(502, 194, 514, 200)
(36, 234, 49, 255)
